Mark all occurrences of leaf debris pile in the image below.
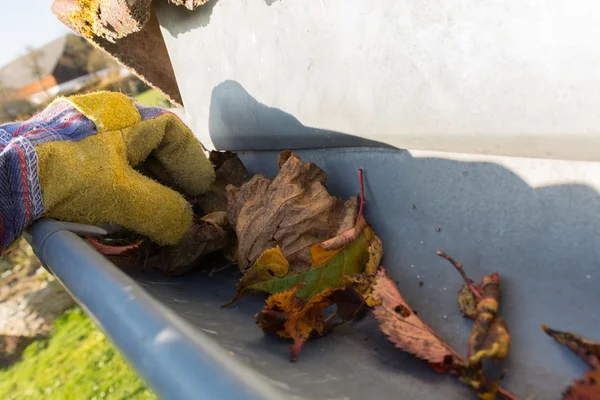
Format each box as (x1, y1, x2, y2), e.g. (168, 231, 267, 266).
(225, 152, 381, 359)
(89, 149, 589, 399)
(373, 262, 516, 400)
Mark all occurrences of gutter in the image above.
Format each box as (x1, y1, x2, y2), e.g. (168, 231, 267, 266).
(25, 218, 284, 400)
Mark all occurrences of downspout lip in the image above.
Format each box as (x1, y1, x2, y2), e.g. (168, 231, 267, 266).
(24, 218, 286, 400)
(25, 218, 107, 272)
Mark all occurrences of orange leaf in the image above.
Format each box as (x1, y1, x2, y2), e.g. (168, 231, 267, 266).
(255, 284, 340, 361)
(563, 370, 600, 400)
(86, 236, 143, 256)
(285, 289, 333, 361)
(255, 285, 305, 339)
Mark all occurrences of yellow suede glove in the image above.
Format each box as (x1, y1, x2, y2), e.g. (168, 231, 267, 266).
(0, 91, 215, 252)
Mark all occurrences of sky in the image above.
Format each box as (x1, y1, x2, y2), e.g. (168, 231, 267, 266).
(0, 0, 71, 67)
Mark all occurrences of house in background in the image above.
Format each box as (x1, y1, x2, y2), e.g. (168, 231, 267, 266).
(0, 34, 119, 105)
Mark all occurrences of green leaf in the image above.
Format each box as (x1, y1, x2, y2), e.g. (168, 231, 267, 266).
(226, 218, 381, 304)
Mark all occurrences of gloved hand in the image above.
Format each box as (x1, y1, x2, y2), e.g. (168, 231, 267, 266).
(0, 91, 215, 254)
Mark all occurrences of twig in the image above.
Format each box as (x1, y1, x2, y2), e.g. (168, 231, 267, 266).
(497, 386, 519, 400)
(356, 169, 365, 225)
(436, 250, 482, 301)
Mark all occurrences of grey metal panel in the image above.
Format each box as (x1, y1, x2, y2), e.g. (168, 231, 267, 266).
(27, 219, 287, 400)
(156, 0, 600, 161)
(31, 146, 600, 399)
(232, 148, 600, 399)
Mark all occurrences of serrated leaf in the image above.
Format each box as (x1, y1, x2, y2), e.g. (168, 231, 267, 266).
(563, 370, 600, 400)
(372, 268, 457, 372)
(373, 267, 518, 400)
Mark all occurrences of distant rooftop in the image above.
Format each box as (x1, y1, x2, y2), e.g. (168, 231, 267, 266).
(0, 36, 69, 90)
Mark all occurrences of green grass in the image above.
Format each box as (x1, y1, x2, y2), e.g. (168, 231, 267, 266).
(135, 89, 171, 107)
(0, 308, 156, 400)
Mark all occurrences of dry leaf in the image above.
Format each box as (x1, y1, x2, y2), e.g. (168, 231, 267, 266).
(87, 236, 144, 256)
(226, 217, 382, 305)
(563, 370, 600, 400)
(437, 251, 510, 365)
(256, 283, 366, 361)
(194, 151, 249, 214)
(372, 268, 457, 372)
(230, 166, 380, 359)
(373, 268, 518, 400)
(255, 284, 305, 338)
(255, 283, 330, 361)
(158, 212, 233, 275)
(542, 326, 600, 400)
(542, 325, 600, 370)
(245, 219, 381, 360)
(227, 150, 358, 274)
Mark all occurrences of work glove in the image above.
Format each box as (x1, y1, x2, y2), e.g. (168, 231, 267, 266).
(0, 91, 215, 255)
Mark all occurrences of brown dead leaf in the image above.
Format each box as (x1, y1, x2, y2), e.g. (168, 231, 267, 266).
(255, 283, 365, 361)
(286, 288, 334, 361)
(255, 283, 330, 360)
(227, 150, 358, 274)
(255, 284, 305, 339)
(194, 151, 249, 214)
(542, 326, 600, 399)
(233, 165, 380, 360)
(158, 212, 233, 275)
(372, 268, 458, 372)
(563, 370, 600, 400)
(542, 325, 600, 370)
(373, 268, 518, 400)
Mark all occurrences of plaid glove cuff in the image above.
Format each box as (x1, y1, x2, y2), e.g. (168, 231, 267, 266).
(0, 100, 169, 254)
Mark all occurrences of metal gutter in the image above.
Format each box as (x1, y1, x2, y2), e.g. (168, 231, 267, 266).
(26, 218, 285, 400)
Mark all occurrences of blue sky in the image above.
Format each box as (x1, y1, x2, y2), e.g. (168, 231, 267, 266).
(0, 0, 71, 67)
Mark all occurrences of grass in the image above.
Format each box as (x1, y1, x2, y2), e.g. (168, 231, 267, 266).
(135, 89, 171, 107)
(0, 308, 156, 400)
